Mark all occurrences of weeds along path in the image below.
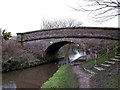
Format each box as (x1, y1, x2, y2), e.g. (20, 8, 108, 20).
(71, 63, 94, 88)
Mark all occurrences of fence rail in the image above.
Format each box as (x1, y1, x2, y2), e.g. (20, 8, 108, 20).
(95, 41, 120, 65)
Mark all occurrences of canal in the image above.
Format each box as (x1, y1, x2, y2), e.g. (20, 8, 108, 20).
(2, 63, 58, 88)
(2, 43, 86, 89)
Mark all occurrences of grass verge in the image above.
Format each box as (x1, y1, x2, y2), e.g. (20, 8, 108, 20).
(80, 49, 117, 70)
(80, 49, 119, 88)
(90, 63, 119, 88)
(41, 64, 79, 88)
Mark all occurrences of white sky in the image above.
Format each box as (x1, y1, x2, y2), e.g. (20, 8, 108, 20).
(0, 0, 119, 36)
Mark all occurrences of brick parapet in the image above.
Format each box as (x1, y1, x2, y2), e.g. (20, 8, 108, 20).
(17, 27, 120, 42)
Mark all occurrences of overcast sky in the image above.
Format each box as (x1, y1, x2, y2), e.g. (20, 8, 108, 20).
(0, 0, 118, 36)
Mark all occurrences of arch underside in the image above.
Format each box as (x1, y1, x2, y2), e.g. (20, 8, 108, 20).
(44, 41, 73, 59)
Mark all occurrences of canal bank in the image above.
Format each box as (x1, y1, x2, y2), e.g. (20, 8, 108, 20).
(41, 53, 120, 88)
(41, 64, 79, 88)
(2, 39, 86, 88)
(2, 57, 57, 72)
(2, 39, 49, 72)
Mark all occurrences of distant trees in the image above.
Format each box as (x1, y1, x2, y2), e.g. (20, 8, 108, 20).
(70, 0, 120, 22)
(41, 18, 82, 29)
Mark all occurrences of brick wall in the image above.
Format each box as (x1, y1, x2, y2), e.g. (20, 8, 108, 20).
(17, 27, 120, 42)
(17, 27, 120, 57)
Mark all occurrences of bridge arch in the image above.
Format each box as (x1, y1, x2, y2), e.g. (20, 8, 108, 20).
(17, 27, 119, 62)
(43, 41, 86, 61)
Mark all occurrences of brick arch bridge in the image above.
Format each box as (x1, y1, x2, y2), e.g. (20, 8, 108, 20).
(17, 27, 120, 60)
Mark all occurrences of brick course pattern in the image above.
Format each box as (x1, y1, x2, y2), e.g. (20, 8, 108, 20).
(17, 27, 120, 57)
(17, 27, 120, 42)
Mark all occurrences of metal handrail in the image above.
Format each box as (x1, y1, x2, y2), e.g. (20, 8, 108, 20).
(98, 45, 120, 59)
(95, 41, 120, 65)
(96, 41, 119, 54)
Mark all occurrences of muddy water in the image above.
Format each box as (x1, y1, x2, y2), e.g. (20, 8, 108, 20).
(2, 43, 86, 89)
(2, 63, 58, 89)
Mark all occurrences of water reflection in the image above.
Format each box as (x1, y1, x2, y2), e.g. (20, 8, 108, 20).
(2, 43, 86, 89)
(69, 50, 86, 62)
(58, 43, 86, 65)
(2, 81, 16, 89)
(2, 63, 58, 89)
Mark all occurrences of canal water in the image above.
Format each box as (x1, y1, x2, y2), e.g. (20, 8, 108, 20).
(2, 63, 58, 89)
(2, 43, 86, 89)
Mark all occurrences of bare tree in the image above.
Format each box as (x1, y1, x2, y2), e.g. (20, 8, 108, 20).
(41, 18, 82, 29)
(69, 0, 120, 22)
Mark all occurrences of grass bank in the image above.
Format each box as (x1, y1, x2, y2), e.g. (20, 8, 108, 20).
(90, 63, 119, 88)
(41, 64, 79, 88)
(80, 51, 116, 70)
(79, 50, 119, 88)
(80, 60, 119, 88)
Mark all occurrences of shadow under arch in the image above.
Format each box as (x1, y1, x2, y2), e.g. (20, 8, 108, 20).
(44, 41, 85, 62)
(44, 41, 73, 60)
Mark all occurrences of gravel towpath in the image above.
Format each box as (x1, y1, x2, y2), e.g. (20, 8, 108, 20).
(71, 63, 94, 88)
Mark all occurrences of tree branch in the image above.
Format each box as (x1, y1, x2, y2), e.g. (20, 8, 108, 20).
(69, 0, 120, 22)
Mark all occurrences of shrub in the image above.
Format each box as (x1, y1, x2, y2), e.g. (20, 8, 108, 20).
(2, 39, 39, 64)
